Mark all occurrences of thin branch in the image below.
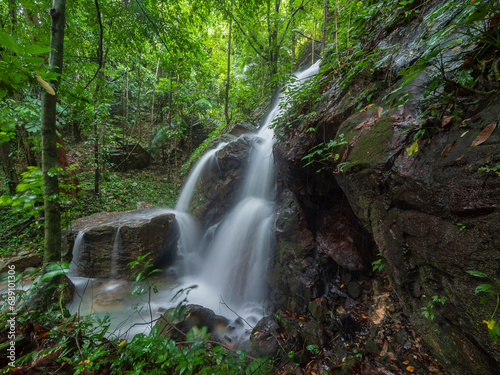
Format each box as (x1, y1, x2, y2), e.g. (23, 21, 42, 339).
(215, 0, 269, 61)
(134, 0, 171, 56)
(219, 296, 254, 329)
(292, 29, 321, 44)
(277, 0, 308, 48)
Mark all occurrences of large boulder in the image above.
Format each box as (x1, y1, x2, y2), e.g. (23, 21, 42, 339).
(332, 100, 500, 374)
(107, 141, 151, 171)
(64, 208, 178, 278)
(194, 135, 253, 225)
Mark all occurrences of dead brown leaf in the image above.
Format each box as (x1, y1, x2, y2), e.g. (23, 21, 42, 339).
(471, 122, 497, 147)
(441, 116, 454, 128)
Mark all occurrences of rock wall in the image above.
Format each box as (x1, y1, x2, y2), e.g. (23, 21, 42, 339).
(271, 2, 500, 373)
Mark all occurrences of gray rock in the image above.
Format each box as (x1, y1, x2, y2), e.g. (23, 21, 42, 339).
(63, 208, 178, 279)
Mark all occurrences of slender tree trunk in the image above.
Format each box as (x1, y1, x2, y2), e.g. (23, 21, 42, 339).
(151, 59, 160, 129)
(322, 0, 328, 49)
(18, 124, 37, 166)
(224, 12, 232, 131)
(136, 66, 142, 140)
(0, 142, 18, 194)
(291, 8, 296, 70)
(93, 0, 104, 195)
(124, 51, 129, 138)
(41, 0, 66, 267)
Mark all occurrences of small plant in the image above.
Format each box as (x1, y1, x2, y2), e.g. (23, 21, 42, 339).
(301, 134, 348, 173)
(128, 252, 162, 329)
(478, 164, 500, 178)
(372, 252, 386, 272)
(467, 270, 500, 343)
(421, 295, 446, 320)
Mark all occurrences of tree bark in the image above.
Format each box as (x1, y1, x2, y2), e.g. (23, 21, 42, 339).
(322, 0, 328, 49)
(40, 0, 66, 267)
(224, 11, 232, 131)
(19, 124, 38, 167)
(0, 141, 18, 194)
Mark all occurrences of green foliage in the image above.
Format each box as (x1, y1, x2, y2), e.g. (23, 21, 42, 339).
(478, 164, 500, 177)
(372, 253, 386, 273)
(421, 295, 446, 320)
(301, 134, 348, 172)
(467, 270, 500, 342)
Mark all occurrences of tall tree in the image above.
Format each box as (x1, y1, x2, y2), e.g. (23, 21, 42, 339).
(224, 5, 233, 130)
(40, 0, 66, 267)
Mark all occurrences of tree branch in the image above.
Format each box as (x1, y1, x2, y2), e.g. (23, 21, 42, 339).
(215, 0, 269, 61)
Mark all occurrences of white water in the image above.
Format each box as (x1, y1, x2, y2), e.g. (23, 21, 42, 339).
(175, 142, 227, 212)
(69, 62, 322, 338)
(111, 227, 121, 277)
(69, 231, 85, 274)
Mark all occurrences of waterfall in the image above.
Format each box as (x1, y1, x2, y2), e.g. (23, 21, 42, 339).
(111, 227, 121, 278)
(67, 62, 322, 336)
(175, 142, 227, 212)
(69, 231, 85, 274)
(173, 61, 322, 316)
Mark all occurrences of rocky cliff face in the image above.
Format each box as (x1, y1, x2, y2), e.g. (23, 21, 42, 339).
(272, 1, 500, 373)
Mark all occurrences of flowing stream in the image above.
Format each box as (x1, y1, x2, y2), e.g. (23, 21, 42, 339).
(69, 61, 321, 339)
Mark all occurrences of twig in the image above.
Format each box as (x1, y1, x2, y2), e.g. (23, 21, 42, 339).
(219, 296, 254, 329)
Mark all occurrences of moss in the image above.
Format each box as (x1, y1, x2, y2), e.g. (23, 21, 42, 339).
(347, 117, 394, 166)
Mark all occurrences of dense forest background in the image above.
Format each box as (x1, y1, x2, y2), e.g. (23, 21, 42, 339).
(1, 0, 499, 373)
(0, 0, 330, 257)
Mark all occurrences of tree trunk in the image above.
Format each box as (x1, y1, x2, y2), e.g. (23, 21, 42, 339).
(19, 124, 37, 167)
(41, 0, 66, 267)
(322, 0, 328, 50)
(0, 141, 18, 194)
(224, 12, 232, 131)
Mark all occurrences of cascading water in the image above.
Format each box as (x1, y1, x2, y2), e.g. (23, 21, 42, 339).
(173, 60, 322, 319)
(68, 61, 321, 338)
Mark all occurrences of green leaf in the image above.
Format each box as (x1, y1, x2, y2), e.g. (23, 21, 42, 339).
(467, 270, 488, 278)
(0, 31, 23, 55)
(475, 284, 492, 295)
(406, 141, 419, 156)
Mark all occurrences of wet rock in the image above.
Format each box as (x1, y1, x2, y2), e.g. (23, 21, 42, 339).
(0, 253, 42, 274)
(347, 282, 363, 299)
(271, 189, 319, 312)
(194, 135, 253, 224)
(316, 209, 364, 270)
(250, 316, 280, 357)
(154, 304, 229, 342)
(227, 120, 258, 136)
(308, 298, 329, 323)
(63, 208, 178, 278)
(107, 140, 151, 171)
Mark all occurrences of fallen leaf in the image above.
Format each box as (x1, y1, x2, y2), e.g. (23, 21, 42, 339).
(37, 74, 56, 95)
(380, 340, 388, 357)
(403, 360, 410, 365)
(441, 116, 454, 127)
(407, 365, 415, 372)
(471, 122, 497, 147)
